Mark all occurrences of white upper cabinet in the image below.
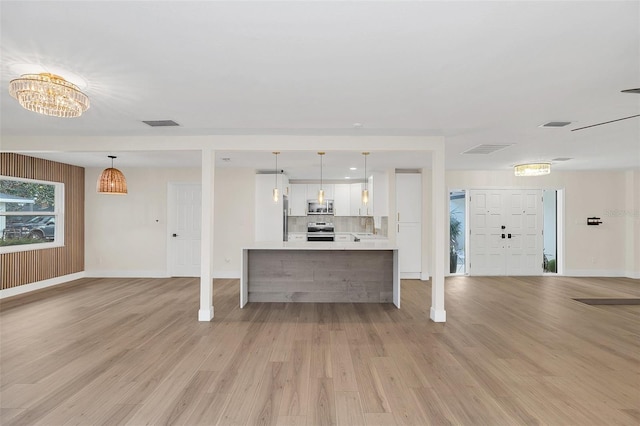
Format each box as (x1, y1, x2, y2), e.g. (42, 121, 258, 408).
(350, 183, 364, 216)
(334, 184, 351, 216)
(396, 173, 421, 223)
(289, 184, 307, 216)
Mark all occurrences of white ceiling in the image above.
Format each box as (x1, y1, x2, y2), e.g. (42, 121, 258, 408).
(1, 1, 639, 178)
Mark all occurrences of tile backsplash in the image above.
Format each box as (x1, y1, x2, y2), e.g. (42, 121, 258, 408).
(289, 215, 388, 236)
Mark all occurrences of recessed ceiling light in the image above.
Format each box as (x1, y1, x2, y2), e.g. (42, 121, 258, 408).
(350, 167, 357, 170)
(539, 121, 572, 127)
(353, 123, 363, 128)
(221, 157, 231, 162)
(345, 176, 351, 179)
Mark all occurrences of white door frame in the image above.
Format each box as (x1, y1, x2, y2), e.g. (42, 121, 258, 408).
(454, 186, 564, 276)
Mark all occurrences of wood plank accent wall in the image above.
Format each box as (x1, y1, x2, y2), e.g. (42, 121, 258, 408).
(1, 153, 85, 289)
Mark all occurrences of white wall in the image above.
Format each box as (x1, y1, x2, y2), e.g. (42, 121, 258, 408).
(80, 164, 640, 279)
(447, 170, 634, 277)
(624, 170, 640, 278)
(213, 168, 255, 277)
(85, 167, 200, 277)
(85, 166, 256, 279)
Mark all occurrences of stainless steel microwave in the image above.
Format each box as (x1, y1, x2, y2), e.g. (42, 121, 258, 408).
(307, 199, 334, 215)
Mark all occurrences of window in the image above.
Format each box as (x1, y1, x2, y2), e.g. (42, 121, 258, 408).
(449, 190, 466, 274)
(0, 176, 64, 253)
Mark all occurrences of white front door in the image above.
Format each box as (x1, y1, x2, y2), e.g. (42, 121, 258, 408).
(469, 189, 543, 276)
(168, 183, 202, 277)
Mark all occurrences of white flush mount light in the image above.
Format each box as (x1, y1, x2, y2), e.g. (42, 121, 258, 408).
(349, 167, 357, 171)
(514, 162, 551, 177)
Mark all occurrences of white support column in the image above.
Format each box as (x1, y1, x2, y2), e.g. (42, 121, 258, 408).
(199, 148, 215, 321)
(430, 143, 446, 322)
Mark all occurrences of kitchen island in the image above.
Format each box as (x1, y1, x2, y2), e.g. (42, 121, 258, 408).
(240, 241, 399, 308)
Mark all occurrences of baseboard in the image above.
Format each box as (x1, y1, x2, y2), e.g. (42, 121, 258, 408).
(198, 307, 214, 321)
(623, 271, 640, 279)
(401, 272, 422, 280)
(85, 270, 241, 279)
(0, 272, 86, 299)
(430, 307, 446, 322)
(84, 270, 171, 278)
(563, 269, 627, 277)
(214, 271, 241, 279)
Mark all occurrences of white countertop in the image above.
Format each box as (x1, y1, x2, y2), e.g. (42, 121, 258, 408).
(246, 241, 397, 250)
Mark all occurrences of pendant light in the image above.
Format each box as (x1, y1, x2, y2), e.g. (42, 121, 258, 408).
(361, 152, 370, 205)
(318, 152, 325, 203)
(272, 151, 280, 202)
(97, 155, 128, 194)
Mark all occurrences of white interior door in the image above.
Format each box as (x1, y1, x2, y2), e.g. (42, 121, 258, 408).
(469, 189, 543, 276)
(168, 183, 201, 277)
(505, 190, 543, 275)
(469, 190, 506, 275)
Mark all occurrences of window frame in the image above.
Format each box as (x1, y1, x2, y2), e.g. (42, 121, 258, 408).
(0, 175, 65, 254)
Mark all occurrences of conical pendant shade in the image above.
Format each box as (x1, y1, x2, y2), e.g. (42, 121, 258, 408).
(97, 156, 128, 194)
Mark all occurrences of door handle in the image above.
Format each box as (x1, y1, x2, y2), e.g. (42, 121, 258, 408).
(501, 234, 505, 239)
(172, 233, 178, 237)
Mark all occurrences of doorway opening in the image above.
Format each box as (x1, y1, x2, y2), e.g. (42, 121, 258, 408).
(449, 190, 466, 274)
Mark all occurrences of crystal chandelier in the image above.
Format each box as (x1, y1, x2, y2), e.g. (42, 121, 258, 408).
(514, 162, 551, 176)
(8, 73, 90, 118)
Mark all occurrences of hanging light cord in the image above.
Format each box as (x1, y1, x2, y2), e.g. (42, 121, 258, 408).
(364, 153, 367, 189)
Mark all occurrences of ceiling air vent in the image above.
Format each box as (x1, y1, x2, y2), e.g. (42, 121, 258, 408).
(552, 157, 573, 162)
(461, 144, 512, 155)
(142, 120, 180, 127)
(540, 121, 572, 127)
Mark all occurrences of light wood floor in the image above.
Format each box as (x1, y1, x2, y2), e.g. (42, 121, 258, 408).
(1, 275, 639, 425)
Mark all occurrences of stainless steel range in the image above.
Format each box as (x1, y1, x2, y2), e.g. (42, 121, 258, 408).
(307, 222, 335, 242)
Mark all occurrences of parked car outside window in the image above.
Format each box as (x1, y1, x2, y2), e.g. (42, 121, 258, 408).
(2, 216, 55, 241)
